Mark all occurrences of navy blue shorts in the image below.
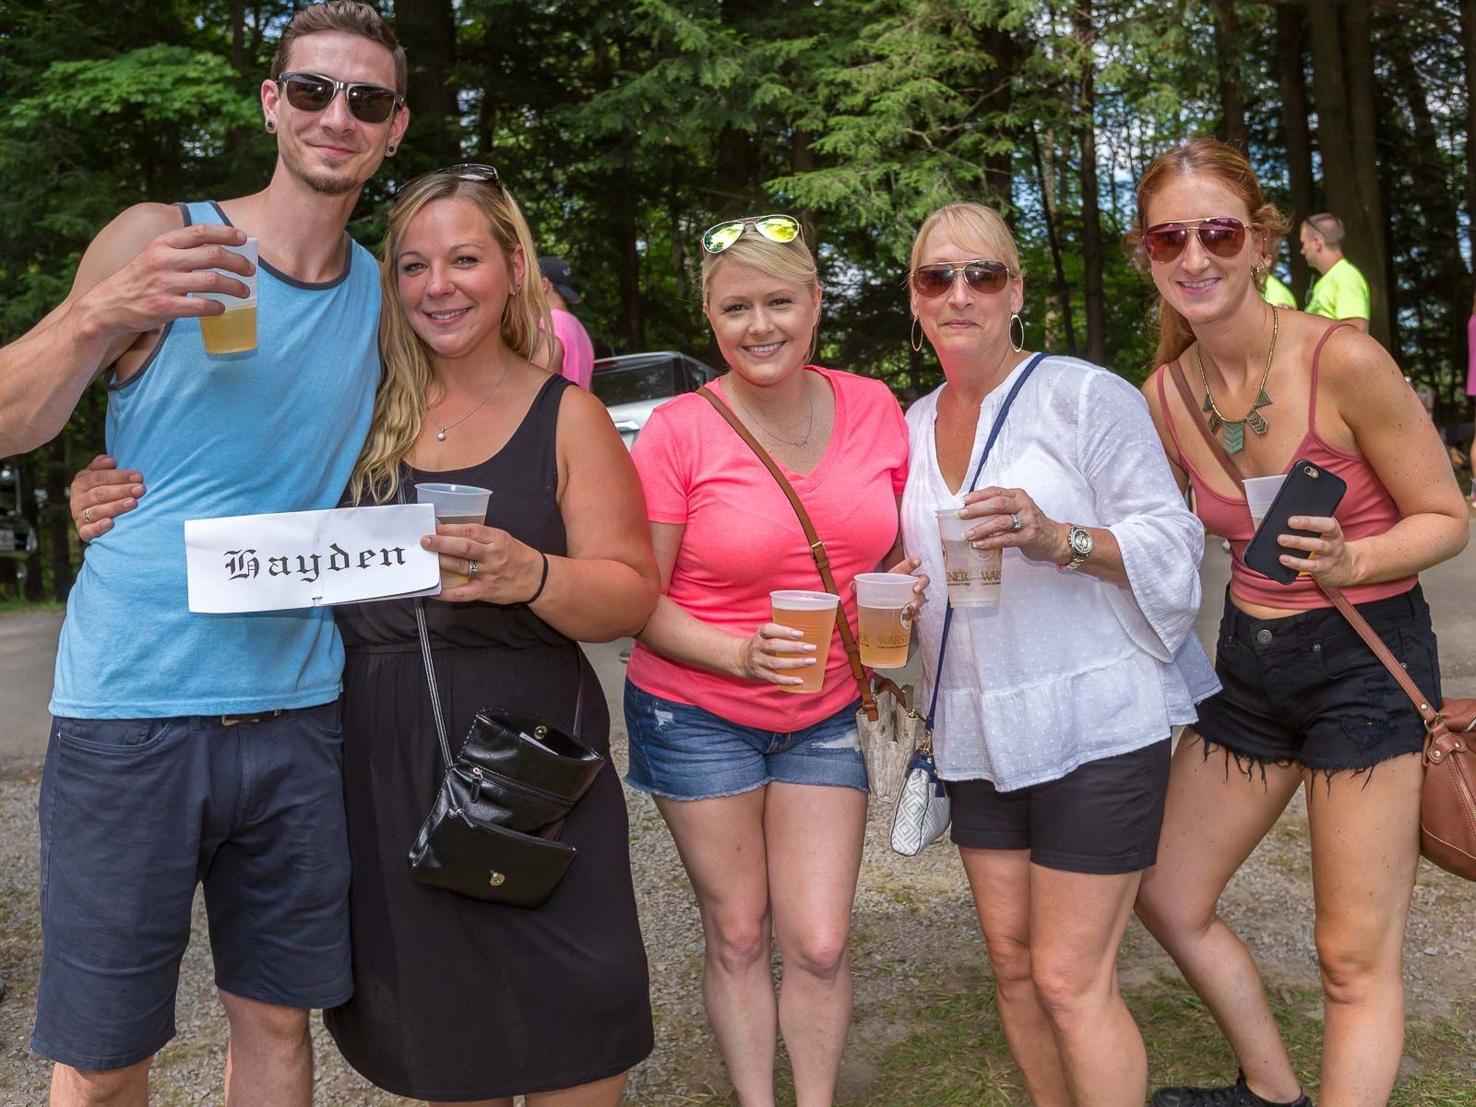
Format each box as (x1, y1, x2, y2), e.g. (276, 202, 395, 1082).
(32, 702, 352, 1071)
(1194, 585, 1439, 775)
(624, 683, 868, 800)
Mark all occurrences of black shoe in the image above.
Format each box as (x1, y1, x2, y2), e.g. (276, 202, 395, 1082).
(1151, 1072, 1311, 1107)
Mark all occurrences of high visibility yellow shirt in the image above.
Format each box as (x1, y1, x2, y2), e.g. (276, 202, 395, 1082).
(1306, 257, 1370, 321)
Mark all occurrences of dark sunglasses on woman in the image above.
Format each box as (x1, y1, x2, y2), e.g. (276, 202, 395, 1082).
(276, 72, 404, 124)
(1142, 217, 1246, 264)
(910, 259, 1013, 298)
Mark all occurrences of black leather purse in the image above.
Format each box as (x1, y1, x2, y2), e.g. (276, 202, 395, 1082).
(405, 596, 605, 907)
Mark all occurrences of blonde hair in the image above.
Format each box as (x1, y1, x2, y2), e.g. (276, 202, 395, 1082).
(700, 220, 821, 360)
(1127, 137, 1289, 369)
(348, 174, 552, 504)
(908, 202, 1024, 281)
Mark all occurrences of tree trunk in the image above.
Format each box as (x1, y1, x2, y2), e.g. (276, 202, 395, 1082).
(45, 439, 73, 603)
(1073, 1, 1106, 365)
(229, 0, 247, 74)
(1465, 0, 1476, 265)
(18, 453, 43, 603)
(979, 20, 1015, 208)
(1385, 24, 1469, 397)
(1211, 0, 1248, 150)
(1342, 0, 1390, 347)
(395, 0, 460, 164)
(791, 129, 821, 253)
(1276, 1, 1315, 303)
(1032, 125, 1078, 357)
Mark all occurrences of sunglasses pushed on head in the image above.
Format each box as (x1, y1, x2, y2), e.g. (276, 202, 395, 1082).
(700, 214, 802, 254)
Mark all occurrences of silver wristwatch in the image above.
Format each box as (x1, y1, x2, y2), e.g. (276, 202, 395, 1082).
(1060, 524, 1093, 572)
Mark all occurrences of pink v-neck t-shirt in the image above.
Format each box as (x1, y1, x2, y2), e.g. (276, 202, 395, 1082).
(628, 366, 910, 730)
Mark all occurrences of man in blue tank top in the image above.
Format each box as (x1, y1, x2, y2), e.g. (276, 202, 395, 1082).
(0, 4, 409, 1103)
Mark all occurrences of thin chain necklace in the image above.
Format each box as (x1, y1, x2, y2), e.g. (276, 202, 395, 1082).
(730, 375, 816, 447)
(1196, 304, 1278, 455)
(428, 362, 511, 442)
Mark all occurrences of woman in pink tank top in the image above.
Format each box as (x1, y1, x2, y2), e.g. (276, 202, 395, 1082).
(1130, 139, 1468, 1107)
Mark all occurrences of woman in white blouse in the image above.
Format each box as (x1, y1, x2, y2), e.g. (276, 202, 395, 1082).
(899, 202, 1217, 1106)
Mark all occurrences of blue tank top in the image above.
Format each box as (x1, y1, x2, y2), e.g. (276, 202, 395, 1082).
(51, 201, 380, 717)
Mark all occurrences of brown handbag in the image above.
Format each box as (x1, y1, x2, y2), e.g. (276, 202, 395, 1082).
(1166, 358, 1476, 880)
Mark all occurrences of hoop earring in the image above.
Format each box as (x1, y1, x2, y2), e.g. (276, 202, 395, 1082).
(910, 316, 923, 353)
(1009, 313, 1025, 353)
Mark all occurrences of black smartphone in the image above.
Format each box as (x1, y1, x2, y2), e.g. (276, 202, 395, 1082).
(1242, 459, 1348, 585)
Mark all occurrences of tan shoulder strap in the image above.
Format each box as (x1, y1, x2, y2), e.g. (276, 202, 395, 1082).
(1167, 355, 1248, 495)
(698, 386, 878, 721)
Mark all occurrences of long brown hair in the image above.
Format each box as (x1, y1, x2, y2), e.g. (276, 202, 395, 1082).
(1127, 137, 1289, 369)
(347, 174, 551, 504)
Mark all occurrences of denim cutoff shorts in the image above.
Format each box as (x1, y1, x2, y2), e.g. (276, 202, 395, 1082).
(623, 683, 868, 800)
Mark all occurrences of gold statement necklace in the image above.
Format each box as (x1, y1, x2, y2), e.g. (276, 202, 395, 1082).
(1196, 304, 1278, 455)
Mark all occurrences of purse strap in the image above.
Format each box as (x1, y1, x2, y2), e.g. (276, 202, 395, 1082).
(698, 385, 879, 721)
(922, 353, 1045, 735)
(398, 473, 585, 775)
(1164, 349, 1443, 731)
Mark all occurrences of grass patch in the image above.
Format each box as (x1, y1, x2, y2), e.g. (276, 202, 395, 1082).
(0, 595, 63, 616)
(867, 974, 1476, 1106)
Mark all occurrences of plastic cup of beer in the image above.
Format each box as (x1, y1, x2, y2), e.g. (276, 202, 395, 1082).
(852, 572, 916, 669)
(936, 507, 1002, 608)
(769, 590, 839, 694)
(415, 482, 492, 588)
(197, 237, 258, 355)
(1244, 474, 1285, 533)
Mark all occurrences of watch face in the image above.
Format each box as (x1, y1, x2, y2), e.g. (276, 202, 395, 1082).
(1069, 527, 1093, 556)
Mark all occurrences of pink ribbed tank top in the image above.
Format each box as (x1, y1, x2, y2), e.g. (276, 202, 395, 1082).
(1155, 323, 1414, 610)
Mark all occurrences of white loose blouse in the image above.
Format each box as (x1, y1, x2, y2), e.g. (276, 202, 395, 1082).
(900, 355, 1220, 790)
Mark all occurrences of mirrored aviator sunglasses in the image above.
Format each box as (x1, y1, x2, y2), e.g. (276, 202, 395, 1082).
(1142, 217, 1246, 264)
(277, 72, 403, 124)
(910, 260, 1012, 298)
(701, 214, 802, 254)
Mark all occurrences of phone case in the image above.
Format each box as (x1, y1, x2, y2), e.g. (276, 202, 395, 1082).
(1242, 460, 1348, 585)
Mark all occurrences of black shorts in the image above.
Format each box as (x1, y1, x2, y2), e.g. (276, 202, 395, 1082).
(945, 740, 1171, 874)
(1194, 584, 1439, 775)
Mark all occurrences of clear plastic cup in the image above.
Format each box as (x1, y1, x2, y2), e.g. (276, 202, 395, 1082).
(852, 572, 916, 669)
(415, 482, 492, 587)
(196, 237, 258, 355)
(1245, 475, 1285, 532)
(769, 590, 839, 694)
(936, 507, 1002, 607)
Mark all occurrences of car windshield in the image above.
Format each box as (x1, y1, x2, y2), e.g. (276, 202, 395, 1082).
(590, 364, 676, 406)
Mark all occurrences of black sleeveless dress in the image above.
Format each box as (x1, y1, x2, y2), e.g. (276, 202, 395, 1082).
(325, 376, 653, 1101)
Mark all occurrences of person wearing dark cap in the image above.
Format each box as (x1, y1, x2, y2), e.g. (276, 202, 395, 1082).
(540, 255, 596, 389)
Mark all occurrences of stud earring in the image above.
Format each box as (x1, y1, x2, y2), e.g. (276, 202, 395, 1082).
(909, 315, 923, 353)
(386, 144, 397, 156)
(265, 119, 276, 133)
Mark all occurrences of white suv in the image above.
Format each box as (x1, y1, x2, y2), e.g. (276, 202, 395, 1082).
(590, 351, 720, 449)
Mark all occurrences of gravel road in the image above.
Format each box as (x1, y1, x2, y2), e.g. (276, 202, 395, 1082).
(1, 536, 1473, 1104)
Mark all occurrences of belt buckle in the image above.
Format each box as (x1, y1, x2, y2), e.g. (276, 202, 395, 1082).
(220, 709, 283, 727)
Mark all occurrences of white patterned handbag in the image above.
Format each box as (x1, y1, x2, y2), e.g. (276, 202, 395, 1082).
(889, 732, 950, 856)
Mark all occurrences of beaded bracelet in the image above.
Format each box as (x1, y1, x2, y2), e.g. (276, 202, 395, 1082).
(525, 550, 550, 605)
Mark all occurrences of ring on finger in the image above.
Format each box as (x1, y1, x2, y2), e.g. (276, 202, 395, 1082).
(83, 507, 93, 524)
(467, 558, 480, 579)
(1009, 512, 1023, 532)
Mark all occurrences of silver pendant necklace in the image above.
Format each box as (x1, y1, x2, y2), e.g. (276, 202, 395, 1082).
(731, 376, 815, 447)
(429, 362, 511, 441)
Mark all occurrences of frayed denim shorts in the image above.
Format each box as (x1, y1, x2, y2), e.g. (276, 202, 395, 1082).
(1194, 584, 1438, 777)
(623, 683, 868, 801)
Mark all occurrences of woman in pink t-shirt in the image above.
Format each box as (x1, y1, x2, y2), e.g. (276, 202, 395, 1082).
(625, 216, 915, 1103)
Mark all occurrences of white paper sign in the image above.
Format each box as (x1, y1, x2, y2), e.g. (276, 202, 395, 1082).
(186, 504, 442, 613)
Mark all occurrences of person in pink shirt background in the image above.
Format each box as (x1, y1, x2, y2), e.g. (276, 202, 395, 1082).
(539, 254, 596, 389)
(624, 215, 922, 1105)
(1467, 294, 1476, 507)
